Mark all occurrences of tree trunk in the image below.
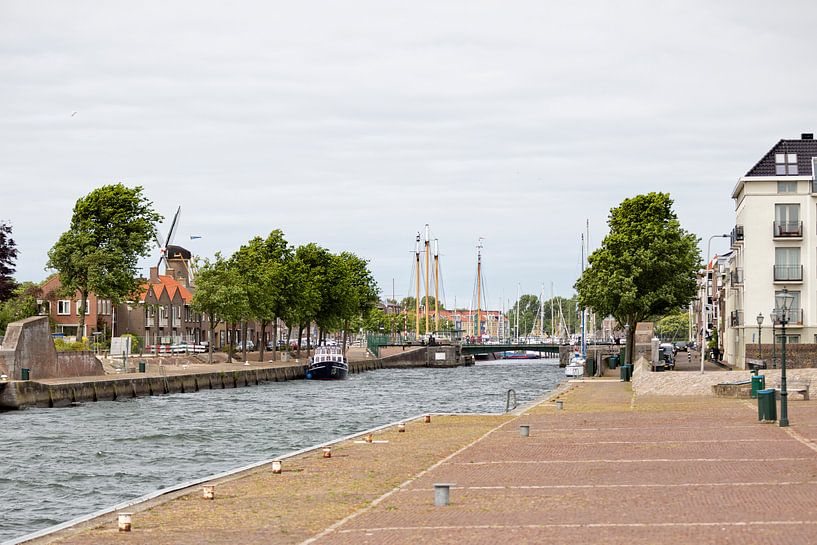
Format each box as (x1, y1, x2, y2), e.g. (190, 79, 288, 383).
(627, 323, 636, 365)
(259, 319, 268, 362)
(227, 322, 234, 363)
(78, 289, 88, 345)
(208, 320, 215, 364)
(241, 320, 248, 361)
(342, 320, 348, 356)
(297, 325, 303, 357)
(271, 318, 278, 362)
(306, 326, 311, 359)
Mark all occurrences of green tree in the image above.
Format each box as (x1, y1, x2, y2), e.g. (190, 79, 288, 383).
(0, 281, 41, 335)
(656, 311, 690, 341)
(231, 230, 292, 361)
(283, 244, 326, 356)
(191, 254, 241, 363)
(334, 252, 380, 350)
(574, 193, 700, 360)
(47, 184, 161, 341)
(509, 294, 541, 337)
(0, 221, 18, 302)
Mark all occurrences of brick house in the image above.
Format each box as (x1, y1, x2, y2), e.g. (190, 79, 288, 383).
(39, 274, 114, 340)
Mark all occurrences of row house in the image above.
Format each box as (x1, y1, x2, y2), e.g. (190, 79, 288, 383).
(723, 133, 817, 368)
(129, 266, 203, 346)
(38, 274, 114, 340)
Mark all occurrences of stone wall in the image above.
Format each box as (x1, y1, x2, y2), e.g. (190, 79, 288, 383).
(751, 343, 817, 369)
(0, 316, 104, 379)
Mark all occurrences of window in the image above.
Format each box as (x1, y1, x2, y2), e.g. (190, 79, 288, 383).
(778, 181, 797, 193)
(774, 247, 801, 281)
(57, 300, 71, 315)
(775, 152, 798, 175)
(775, 334, 800, 344)
(174, 306, 181, 319)
(75, 300, 89, 315)
(774, 204, 801, 236)
(96, 299, 111, 315)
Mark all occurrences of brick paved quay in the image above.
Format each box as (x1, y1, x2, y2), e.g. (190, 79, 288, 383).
(21, 380, 817, 545)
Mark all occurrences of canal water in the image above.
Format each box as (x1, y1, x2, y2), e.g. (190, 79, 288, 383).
(0, 359, 562, 542)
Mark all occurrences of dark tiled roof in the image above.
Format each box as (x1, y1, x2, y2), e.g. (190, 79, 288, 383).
(746, 138, 817, 176)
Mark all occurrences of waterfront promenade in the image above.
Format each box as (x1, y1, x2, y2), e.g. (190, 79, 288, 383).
(21, 379, 817, 545)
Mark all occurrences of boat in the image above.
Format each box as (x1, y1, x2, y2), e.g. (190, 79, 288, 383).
(501, 351, 540, 360)
(565, 352, 585, 378)
(306, 346, 348, 380)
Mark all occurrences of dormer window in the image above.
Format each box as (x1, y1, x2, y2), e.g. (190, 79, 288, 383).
(775, 153, 798, 175)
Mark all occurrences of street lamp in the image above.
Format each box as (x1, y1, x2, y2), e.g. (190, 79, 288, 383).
(771, 310, 777, 369)
(701, 233, 730, 374)
(755, 313, 764, 376)
(775, 288, 794, 427)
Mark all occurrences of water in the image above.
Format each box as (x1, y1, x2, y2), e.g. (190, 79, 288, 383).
(0, 359, 562, 542)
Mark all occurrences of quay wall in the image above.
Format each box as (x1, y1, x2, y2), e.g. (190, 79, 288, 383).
(0, 346, 466, 410)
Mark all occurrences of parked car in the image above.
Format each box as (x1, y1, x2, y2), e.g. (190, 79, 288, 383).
(659, 343, 676, 369)
(673, 341, 688, 352)
(233, 340, 255, 352)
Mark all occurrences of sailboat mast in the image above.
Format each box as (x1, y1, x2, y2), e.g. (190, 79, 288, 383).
(476, 239, 482, 341)
(414, 233, 421, 338)
(424, 224, 430, 336)
(515, 283, 520, 343)
(581, 226, 588, 359)
(434, 238, 440, 334)
(550, 282, 555, 340)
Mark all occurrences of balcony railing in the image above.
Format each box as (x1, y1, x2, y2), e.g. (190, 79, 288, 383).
(773, 264, 803, 282)
(730, 268, 743, 285)
(773, 220, 803, 237)
(773, 307, 803, 325)
(730, 225, 744, 246)
(730, 310, 743, 327)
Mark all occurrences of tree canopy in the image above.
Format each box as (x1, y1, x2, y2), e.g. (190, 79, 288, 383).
(574, 192, 700, 351)
(0, 221, 18, 302)
(46, 184, 162, 339)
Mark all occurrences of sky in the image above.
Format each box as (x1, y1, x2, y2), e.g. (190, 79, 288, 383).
(2, 1, 816, 310)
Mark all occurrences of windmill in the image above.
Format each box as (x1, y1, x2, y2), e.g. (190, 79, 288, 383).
(155, 206, 181, 271)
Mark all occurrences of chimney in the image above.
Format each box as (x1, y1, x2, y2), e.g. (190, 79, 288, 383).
(165, 267, 176, 279)
(802, 133, 814, 140)
(149, 266, 159, 283)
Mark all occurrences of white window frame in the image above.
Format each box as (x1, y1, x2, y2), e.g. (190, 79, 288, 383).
(57, 300, 71, 315)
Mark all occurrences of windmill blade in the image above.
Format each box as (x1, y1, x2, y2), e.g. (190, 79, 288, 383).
(165, 206, 181, 248)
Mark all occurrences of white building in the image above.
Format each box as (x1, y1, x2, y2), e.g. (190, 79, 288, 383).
(724, 133, 817, 368)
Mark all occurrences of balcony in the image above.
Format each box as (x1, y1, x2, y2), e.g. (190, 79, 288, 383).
(730, 225, 744, 247)
(773, 220, 803, 238)
(729, 310, 743, 327)
(729, 268, 743, 286)
(773, 264, 803, 282)
(773, 307, 804, 326)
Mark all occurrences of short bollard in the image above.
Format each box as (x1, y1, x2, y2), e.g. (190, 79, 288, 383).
(202, 485, 215, 500)
(555, 400, 564, 410)
(424, 415, 432, 423)
(271, 460, 282, 474)
(364, 433, 373, 443)
(434, 483, 454, 506)
(118, 513, 133, 532)
(322, 447, 332, 458)
(397, 422, 406, 432)
(519, 425, 530, 437)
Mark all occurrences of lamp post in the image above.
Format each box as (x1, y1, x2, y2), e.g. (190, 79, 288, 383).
(775, 288, 794, 427)
(771, 311, 777, 369)
(624, 323, 631, 364)
(755, 313, 764, 376)
(701, 234, 730, 374)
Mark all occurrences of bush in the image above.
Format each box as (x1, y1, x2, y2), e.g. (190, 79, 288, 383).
(53, 337, 87, 352)
(121, 333, 142, 353)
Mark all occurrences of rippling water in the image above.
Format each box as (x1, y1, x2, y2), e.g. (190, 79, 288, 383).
(0, 359, 562, 542)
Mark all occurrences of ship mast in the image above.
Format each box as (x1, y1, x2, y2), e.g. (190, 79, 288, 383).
(424, 224, 430, 336)
(414, 232, 421, 338)
(434, 238, 440, 334)
(476, 238, 483, 341)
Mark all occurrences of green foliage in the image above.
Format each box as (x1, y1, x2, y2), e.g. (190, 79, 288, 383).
(574, 192, 700, 343)
(400, 296, 444, 312)
(46, 184, 162, 337)
(121, 333, 141, 353)
(0, 221, 18, 302)
(0, 282, 41, 335)
(656, 311, 689, 341)
(53, 337, 87, 351)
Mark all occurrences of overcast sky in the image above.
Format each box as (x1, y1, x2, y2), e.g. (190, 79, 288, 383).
(2, 1, 816, 309)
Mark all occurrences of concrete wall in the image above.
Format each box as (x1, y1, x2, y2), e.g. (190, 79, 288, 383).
(0, 316, 103, 379)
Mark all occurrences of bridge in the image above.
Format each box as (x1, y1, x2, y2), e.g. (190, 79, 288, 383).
(460, 343, 560, 356)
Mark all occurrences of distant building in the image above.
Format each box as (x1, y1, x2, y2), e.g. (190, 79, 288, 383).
(39, 274, 114, 340)
(722, 133, 817, 367)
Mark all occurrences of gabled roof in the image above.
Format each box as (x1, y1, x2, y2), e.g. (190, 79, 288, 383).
(138, 275, 193, 304)
(745, 138, 817, 177)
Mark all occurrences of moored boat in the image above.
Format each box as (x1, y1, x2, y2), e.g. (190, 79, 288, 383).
(306, 346, 348, 380)
(565, 352, 585, 378)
